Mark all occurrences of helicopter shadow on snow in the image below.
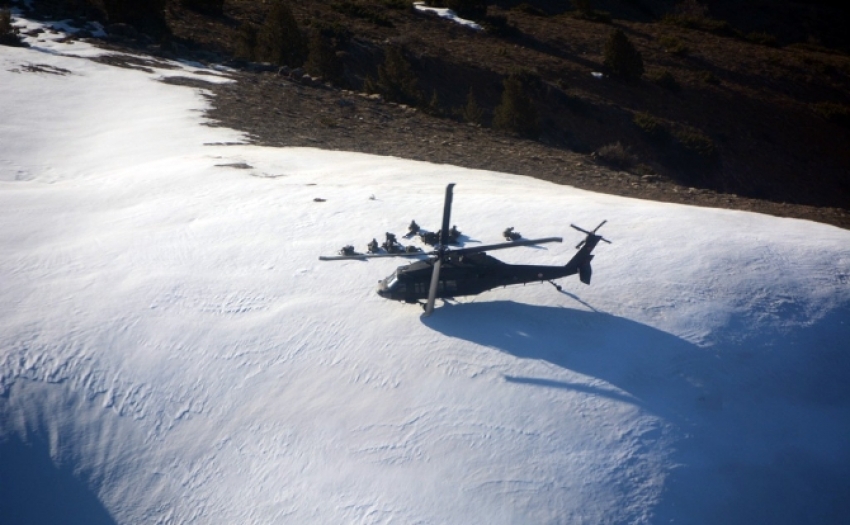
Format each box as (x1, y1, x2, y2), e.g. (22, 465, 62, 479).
(421, 300, 850, 524)
(421, 299, 710, 415)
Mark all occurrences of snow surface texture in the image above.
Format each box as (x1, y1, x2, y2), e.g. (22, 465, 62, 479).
(2, 14, 850, 525)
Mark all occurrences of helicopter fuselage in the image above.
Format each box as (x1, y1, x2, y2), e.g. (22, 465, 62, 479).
(377, 251, 582, 303)
(321, 183, 609, 314)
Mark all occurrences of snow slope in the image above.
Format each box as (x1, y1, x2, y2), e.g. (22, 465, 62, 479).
(2, 16, 849, 525)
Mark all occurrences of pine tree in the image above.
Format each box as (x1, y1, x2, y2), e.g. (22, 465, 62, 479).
(604, 29, 644, 82)
(102, 0, 168, 36)
(574, 0, 592, 15)
(236, 22, 258, 60)
(0, 9, 26, 47)
(376, 45, 422, 106)
(427, 90, 442, 116)
(305, 31, 342, 84)
(256, 0, 307, 67)
(462, 87, 483, 125)
(181, 0, 225, 16)
(492, 74, 539, 138)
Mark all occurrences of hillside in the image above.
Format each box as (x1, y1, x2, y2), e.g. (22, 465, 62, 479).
(10, 0, 850, 227)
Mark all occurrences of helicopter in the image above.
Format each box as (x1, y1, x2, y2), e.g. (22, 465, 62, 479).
(319, 183, 611, 316)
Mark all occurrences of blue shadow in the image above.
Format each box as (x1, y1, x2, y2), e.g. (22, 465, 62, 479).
(0, 434, 117, 525)
(423, 300, 850, 524)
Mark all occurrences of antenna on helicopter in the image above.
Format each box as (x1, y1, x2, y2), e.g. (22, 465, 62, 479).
(571, 220, 612, 249)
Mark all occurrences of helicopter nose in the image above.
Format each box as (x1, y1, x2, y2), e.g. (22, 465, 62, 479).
(376, 282, 389, 298)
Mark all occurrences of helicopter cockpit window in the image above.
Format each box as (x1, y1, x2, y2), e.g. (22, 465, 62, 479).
(435, 280, 458, 292)
(385, 277, 407, 293)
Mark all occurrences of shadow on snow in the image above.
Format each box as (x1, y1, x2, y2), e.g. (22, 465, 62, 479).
(0, 434, 118, 525)
(423, 300, 850, 524)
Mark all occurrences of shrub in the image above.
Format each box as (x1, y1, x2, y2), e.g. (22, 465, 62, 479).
(698, 70, 720, 84)
(673, 128, 717, 160)
(462, 87, 483, 124)
(595, 142, 637, 170)
(181, 0, 225, 16)
(746, 31, 777, 47)
(813, 102, 850, 127)
(658, 34, 688, 56)
(633, 112, 668, 142)
(375, 45, 423, 106)
(604, 29, 644, 81)
(0, 9, 26, 47)
(574, 0, 591, 13)
(331, 1, 394, 27)
(572, 0, 611, 23)
(514, 3, 546, 16)
(379, 0, 413, 9)
(661, 1, 735, 37)
(483, 15, 520, 37)
(493, 73, 539, 138)
(256, 0, 307, 67)
(648, 70, 680, 92)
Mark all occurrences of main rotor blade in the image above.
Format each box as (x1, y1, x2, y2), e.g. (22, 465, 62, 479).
(423, 257, 442, 317)
(593, 220, 607, 233)
(439, 183, 455, 248)
(319, 252, 430, 261)
(451, 237, 563, 257)
(570, 224, 592, 236)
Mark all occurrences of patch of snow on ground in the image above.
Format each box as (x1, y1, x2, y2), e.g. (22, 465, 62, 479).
(413, 2, 483, 31)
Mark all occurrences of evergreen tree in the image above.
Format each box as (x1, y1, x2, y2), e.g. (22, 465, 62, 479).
(102, 0, 168, 35)
(305, 31, 343, 84)
(462, 87, 483, 125)
(0, 9, 26, 47)
(492, 74, 539, 138)
(427, 90, 442, 116)
(256, 0, 307, 67)
(604, 29, 644, 81)
(376, 45, 422, 106)
(236, 22, 258, 60)
(573, 0, 592, 15)
(181, 0, 225, 16)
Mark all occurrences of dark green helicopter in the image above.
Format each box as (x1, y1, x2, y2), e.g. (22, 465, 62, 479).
(320, 183, 610, 315)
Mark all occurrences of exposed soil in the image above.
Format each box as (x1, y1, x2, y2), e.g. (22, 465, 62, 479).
(172, 68, 850, 229)
(14, 0, 850, 229)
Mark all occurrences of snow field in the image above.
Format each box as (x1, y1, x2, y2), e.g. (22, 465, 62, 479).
(1, 14, 850, 525)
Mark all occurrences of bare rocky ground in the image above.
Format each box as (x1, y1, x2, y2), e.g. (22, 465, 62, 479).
(185, 67, 850, 230)
(11, 0, 849, 230)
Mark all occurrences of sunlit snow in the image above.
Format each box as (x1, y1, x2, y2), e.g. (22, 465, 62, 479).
(1, 13, 849, 525)
(413, 2, 483, 31)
